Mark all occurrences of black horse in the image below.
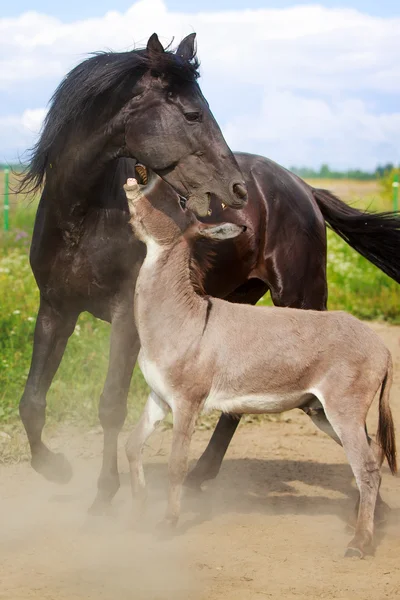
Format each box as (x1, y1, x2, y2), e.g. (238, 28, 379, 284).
(19, 36, 400, 515)
(17, 33, 247, 513)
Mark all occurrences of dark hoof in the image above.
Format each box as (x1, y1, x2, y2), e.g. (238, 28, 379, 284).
(31, 450, 73, 484)
(184, 468, 208, 491)
(345, 547, 364, 559)
(88, 497, 113, 517)
(157, 516, 178, 532)
(375, 502, 390, 527)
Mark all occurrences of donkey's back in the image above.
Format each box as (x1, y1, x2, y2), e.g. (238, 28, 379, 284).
(201, 301, 390, 416)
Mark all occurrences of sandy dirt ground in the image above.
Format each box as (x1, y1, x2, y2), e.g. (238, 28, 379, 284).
(1, 321, 400, 600)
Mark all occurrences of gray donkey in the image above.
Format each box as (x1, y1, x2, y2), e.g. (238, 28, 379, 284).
(123, 176, 397, 558)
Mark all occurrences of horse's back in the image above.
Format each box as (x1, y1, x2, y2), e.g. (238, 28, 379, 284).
(233, 152, 328, 309)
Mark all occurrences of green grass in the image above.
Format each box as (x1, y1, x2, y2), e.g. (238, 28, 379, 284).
(0, 176, 399, 427)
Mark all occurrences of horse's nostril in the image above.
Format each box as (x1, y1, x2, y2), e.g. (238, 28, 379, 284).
(232, 182, 247, 201)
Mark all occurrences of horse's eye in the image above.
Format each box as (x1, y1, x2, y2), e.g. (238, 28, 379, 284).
(179, 196, 187, 210)
(184, 111, 202, 123)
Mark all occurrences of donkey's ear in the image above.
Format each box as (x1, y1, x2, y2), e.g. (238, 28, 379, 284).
(198, 223, 246, 241)
(147, 33, 164, 55)
(176, 33, 196, 61)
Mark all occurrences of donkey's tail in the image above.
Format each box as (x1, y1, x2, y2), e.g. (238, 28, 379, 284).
(377, 355, 397, 475)
(312, 188, 400, 283)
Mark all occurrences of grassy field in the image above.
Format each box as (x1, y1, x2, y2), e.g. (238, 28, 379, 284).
(0, 173, 399, 429)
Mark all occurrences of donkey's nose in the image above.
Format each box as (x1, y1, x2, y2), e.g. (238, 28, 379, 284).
(232, 182, 247, 203)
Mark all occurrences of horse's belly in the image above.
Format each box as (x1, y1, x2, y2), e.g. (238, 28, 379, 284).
(202, 389, 306, 415)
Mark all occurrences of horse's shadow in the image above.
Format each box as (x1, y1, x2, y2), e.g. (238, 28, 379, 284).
(119, 457, 400, 537)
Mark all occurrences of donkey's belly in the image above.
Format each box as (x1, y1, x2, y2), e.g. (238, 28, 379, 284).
(202, 389, 309, 415)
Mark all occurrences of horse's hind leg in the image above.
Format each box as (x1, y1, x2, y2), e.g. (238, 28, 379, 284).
(19, 298, 78, 483)
(89, 305, 140, 515)
(323, 401, 381, 557)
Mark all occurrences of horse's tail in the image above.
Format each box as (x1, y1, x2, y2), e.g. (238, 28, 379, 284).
(377, 354, 397, 475)
(312, 188, 400, 283)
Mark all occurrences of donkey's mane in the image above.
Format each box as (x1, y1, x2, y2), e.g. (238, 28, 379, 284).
(19, 41, 200, 194)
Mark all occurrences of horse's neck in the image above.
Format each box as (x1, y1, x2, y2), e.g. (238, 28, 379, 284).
(44, 151, 137, 231)
(44, 110, 132, 220)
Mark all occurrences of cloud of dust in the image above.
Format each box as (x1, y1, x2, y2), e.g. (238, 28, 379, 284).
(0, 436, 203, 600)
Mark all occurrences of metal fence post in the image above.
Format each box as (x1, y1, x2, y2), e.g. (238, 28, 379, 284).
(4, 167, 9, 232)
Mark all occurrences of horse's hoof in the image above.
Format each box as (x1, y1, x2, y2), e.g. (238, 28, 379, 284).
(184, 470, 206, 492)
(87, 498, 113, 517)
(31, 451, 73, 484)
(344, 547, 364, 559)
(156, 516, 178, 533)
(375, 503, 390, 527)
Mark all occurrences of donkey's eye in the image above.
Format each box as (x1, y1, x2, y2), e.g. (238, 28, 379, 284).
(179, 196, 187, 210)
(184, 111, 202, 123)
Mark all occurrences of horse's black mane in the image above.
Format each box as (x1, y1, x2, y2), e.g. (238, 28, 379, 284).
(18, 42, 200, 194)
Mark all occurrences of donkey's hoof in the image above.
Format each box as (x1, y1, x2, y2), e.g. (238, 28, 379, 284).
(31, 450, 73, 484)
(344, 547, 364, 559)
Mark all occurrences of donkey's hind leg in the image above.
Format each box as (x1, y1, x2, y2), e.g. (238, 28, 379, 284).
(323, 403, 381, 557)
(126, 392, 169, 512)
(19, 298, 78, 483)
(302, 402, 388, 524)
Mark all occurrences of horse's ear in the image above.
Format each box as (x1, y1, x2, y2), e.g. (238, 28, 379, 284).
(176, 33, 196, 61)
(197, 223, 246, 241)
(146, 33, 164, 55)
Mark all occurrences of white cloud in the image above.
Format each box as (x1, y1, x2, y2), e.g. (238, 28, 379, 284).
(1, 0, 400, 168)
(20, 108, 47, 134)
(223, 91, 400, 170)
(0, 109, 46, 163)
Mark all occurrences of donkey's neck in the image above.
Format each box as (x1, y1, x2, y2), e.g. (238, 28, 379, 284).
(135, 238, 208, 352)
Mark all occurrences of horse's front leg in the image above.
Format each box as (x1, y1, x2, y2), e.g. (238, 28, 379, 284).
(19, 297, 78, 482)
(185, 413, 241, 489)
(89, 302, 140, 515)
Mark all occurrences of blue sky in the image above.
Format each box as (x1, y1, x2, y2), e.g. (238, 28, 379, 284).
(1, 0, 400, 169)
(3, 1, 400, 19)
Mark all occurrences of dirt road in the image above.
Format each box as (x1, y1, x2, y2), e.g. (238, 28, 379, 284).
(1, 322, 400, 600)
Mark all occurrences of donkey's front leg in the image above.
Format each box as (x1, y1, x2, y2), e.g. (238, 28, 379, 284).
(89, 303, 140, 515)
(162, 407, 198, 528)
